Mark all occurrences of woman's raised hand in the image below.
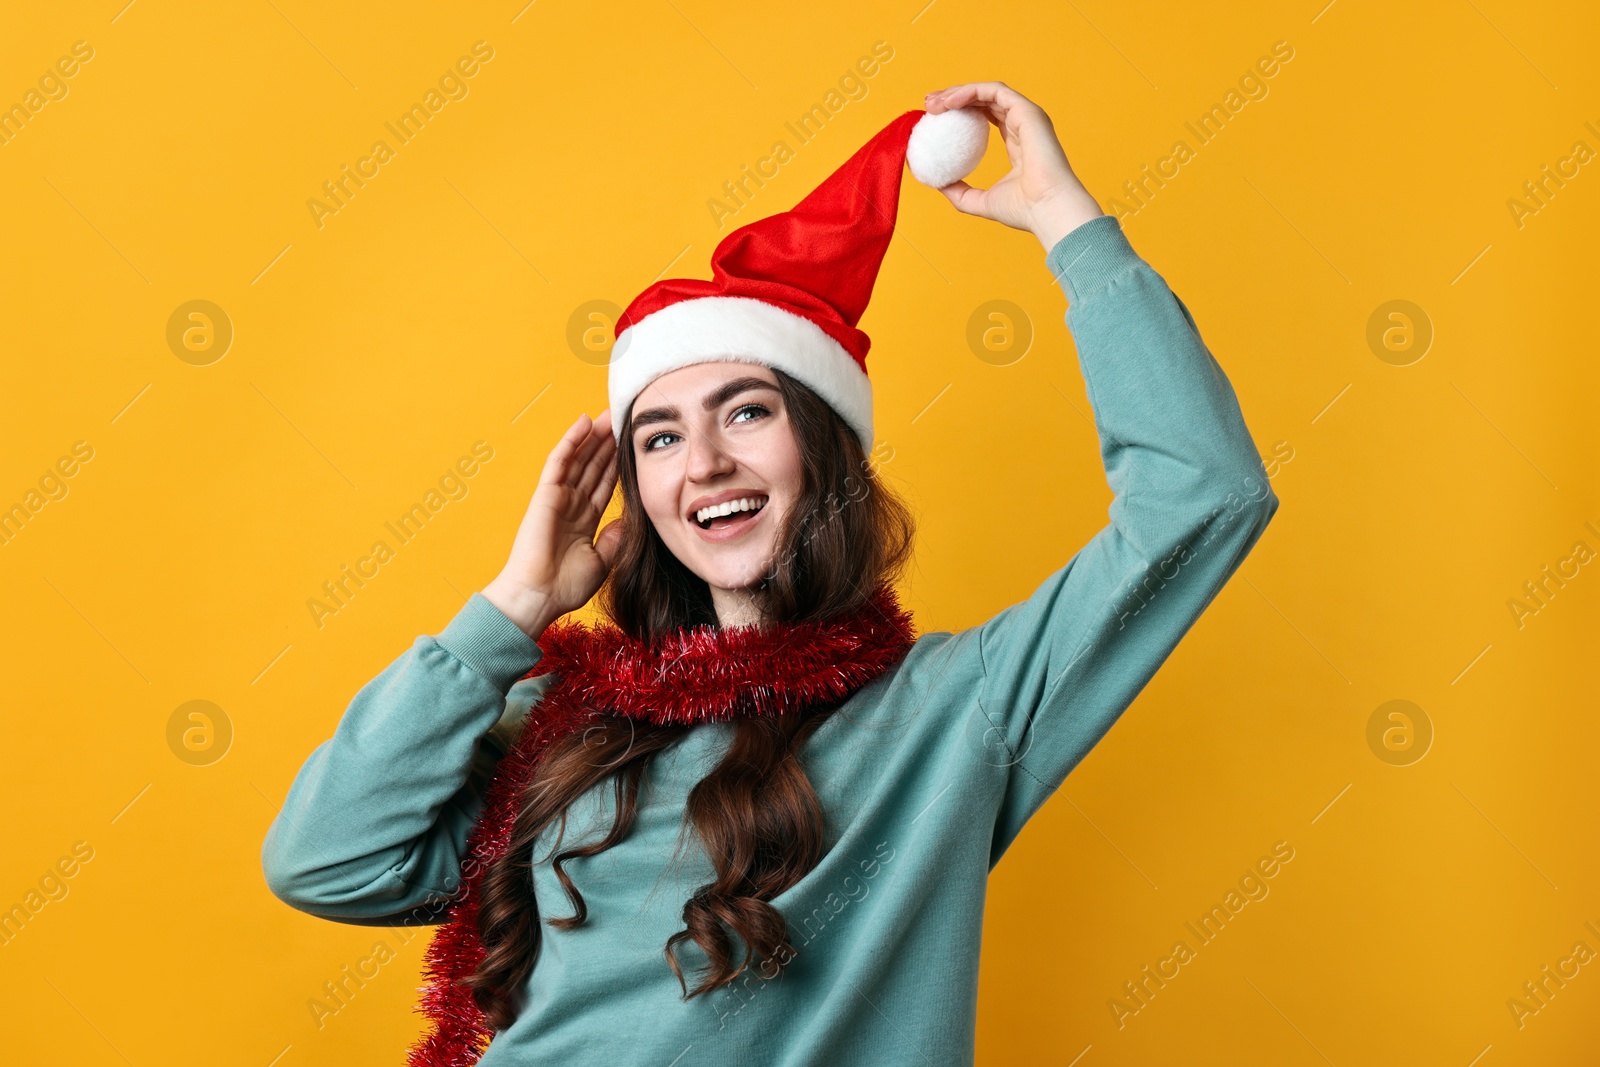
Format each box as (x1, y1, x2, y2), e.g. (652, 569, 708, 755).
(482, 409, 623, 639)
(924, 82, 1104, 252)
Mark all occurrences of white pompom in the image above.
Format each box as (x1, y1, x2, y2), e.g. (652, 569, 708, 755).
(907, 107, 990, 189)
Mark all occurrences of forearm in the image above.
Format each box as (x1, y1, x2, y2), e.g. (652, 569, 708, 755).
(1048, 215, 1273, 533)
(261, 593, 542, 919)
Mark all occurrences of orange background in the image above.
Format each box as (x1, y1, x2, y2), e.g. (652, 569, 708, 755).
(1, 1, 1595, 1063)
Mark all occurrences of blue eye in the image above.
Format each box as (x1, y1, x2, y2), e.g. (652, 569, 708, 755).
(642, 431, 680, 452)
(641, 404, 770, 453)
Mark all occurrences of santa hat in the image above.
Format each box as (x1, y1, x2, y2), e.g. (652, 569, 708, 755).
(609, 105, 991, 453)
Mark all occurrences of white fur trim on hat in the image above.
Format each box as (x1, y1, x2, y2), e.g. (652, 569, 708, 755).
(610, 295, 874, 453)
(907, 107, 990, 189)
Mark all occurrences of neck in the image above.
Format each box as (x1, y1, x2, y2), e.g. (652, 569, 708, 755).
(711, 584, 767, 630)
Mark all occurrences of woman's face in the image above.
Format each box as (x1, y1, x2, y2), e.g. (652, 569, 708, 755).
(629, 360, 803, 594)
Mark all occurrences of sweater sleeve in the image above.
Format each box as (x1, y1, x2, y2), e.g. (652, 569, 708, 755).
(260, 593, 555, 924)
(979, 214, 1279, 860)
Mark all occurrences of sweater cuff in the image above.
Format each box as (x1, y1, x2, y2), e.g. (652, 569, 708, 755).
(434, 592, 543, 692)
(1043, 214, 1147, 305)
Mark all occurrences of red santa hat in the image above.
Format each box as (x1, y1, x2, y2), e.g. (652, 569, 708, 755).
(609, 105, 991, 453)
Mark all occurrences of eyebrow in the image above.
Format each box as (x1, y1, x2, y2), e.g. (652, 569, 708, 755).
(630, 376, 780, 433)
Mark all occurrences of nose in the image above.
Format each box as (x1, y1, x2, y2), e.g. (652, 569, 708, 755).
(685, 424, 736, 484)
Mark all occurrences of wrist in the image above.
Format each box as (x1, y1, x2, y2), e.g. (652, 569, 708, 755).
(481, 576, 558, 640)
(1029, 184, 1104, 253)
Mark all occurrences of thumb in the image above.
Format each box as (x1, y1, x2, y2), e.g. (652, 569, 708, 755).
(938, 179, 990, 219)
(592, 517, 625, 569)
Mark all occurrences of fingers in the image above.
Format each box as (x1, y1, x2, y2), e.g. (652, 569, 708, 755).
(925, 81, 1038, 120)
(571, 409, 617, 499)
(540, 409, 615, 496)
(586, 448, 619, 515)
(538, 412, 593, 489)
(576, 430, 618, 510)
(568, 408, 610, 474)
(927, 82, 1050, 163)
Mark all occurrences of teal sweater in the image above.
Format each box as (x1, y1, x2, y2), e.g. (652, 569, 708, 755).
(262, 215, 1278, 1065)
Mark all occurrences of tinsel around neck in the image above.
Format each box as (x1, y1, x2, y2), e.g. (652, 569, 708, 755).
(526, 583, 919, 725)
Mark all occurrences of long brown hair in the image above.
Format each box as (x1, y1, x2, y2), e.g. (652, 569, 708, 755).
(462, 367, 916, 1030)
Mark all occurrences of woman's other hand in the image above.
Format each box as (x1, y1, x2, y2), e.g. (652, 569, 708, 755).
(924, 82, 1104, 251)
(482, 409, 622, 639)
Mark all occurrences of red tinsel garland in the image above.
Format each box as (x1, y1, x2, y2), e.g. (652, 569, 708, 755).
(405, 585, 918, 1065)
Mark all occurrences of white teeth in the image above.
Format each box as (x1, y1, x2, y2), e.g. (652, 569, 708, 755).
(695, 495, 767, 524)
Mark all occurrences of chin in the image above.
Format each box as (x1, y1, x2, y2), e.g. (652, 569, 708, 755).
(688, 544, 778, 592)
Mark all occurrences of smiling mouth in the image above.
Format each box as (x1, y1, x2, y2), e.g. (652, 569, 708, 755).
(694, 495, 768, 530)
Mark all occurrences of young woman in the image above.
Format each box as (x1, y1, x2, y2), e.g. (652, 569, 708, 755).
(264, 82, 1278, 1065)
